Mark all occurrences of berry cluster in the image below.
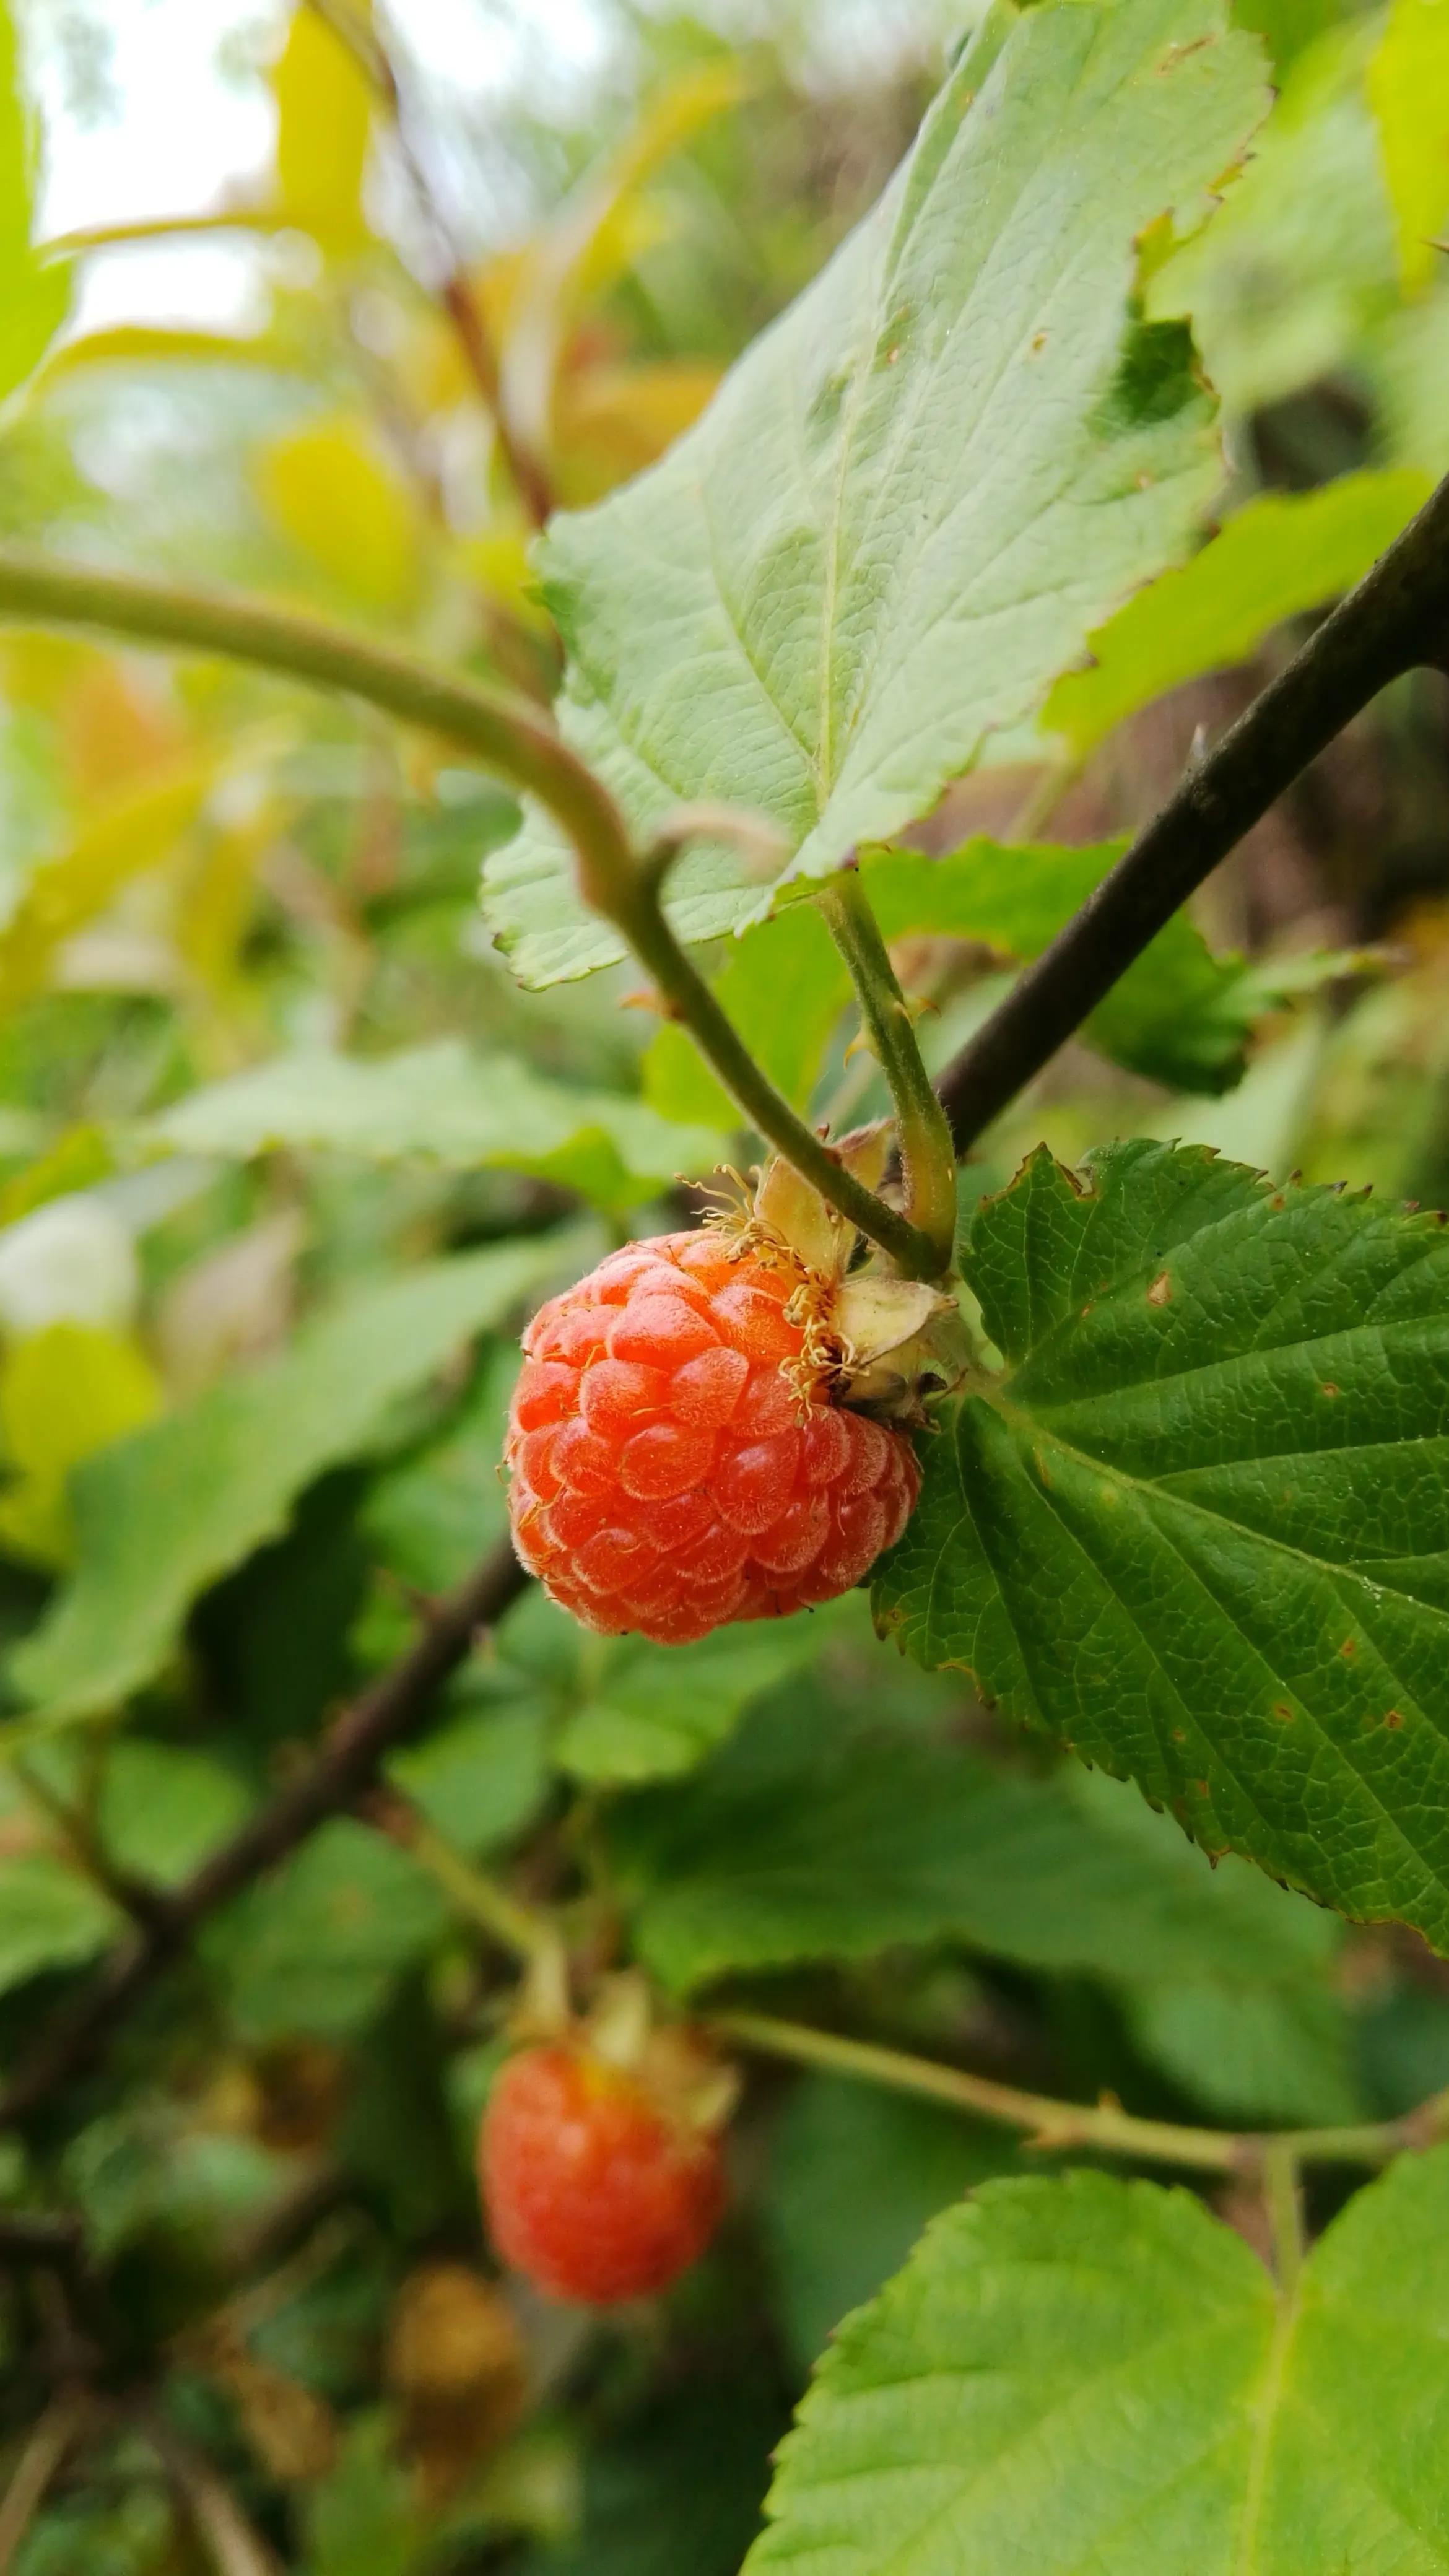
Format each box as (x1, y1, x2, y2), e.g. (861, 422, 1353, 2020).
(506, 1230, 920, 1645)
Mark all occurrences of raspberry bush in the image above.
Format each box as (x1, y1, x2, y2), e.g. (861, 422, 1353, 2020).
(3, 2, 1449, 2571)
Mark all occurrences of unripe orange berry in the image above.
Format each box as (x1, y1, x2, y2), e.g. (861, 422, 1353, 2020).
(479, 2042, 726, 2304)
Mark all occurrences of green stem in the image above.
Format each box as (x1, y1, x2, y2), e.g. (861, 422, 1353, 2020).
(0, 551, 630, 895)
(818, 874, 958, 1274)
(1262, 2140, 1306, 2295)
(711, 2009, 1449, 2180)
(376, 1795, 555, 1965)
(0, 552, 931, 1271)
(614, 863, 944, 1277)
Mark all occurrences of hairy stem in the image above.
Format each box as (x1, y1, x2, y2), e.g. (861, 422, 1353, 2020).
(934, 463, 1449, 1153)
(370, 1788, 555, 1963)
(0, 555, 925, 1269)
(613, 861, 945, 1276)
(711, 2010, 1449, 2180)
(0, 554, 625, 891)
(819, 875, 958, 1273)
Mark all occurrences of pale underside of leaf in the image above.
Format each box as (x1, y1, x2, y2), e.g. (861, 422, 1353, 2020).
(874, 1138, 1449, 1952)
(483, 0, 1270, 988)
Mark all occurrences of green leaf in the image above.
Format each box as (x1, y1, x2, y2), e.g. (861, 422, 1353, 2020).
(1148, 24, 1393, 419)
(1043, 469, 1432, 760)
(762, 2075, 1019, 2377)
(0, 2, 69, 406)
(203, 1817, 447, 2042)
(747, 2151, 1449, 2574)
(0, 757, 216, 1012)
(533, 2376, 783, 2576)
(271, 0, 373, 254)
(875, 1138, 1449, 1952)
(11, 1235, 582, 1727)
(606, 1680, 1339, 1996)
(483, 0, 1268, 987)
(1368, 0, 1449, 296)
(1125, 1975, 1358, 2125)
(362, 1347, 518, 1598)
(150, 1042, 727, 1211)
(1063, 1769, 1359, 2127)
(387, 1694, 550, 1855)
(95, 1739, 251, 1889)
(0, 1850, 118, 1996)
(554, 1605, 851, 1786)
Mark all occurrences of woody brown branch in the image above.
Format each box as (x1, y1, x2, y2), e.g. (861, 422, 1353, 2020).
(0, 1541, 528, 2131)
(934, 463, 1449, 1154)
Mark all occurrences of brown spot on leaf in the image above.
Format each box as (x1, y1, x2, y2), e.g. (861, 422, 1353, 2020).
(1341, 1637, 1357, 1658)
(1272, 1702, 1294, 1723)
(1147, 1271, 1172, 1307)
(1385, 1708, 1405, 1730)
(1321, 1382, 1341, 1399)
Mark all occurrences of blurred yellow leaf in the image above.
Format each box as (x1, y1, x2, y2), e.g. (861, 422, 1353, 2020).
(1368, 0, 1449, 292)
(174, 806, 281, 1004)
(254, 417, 423, 609)
(555, 359, 723, 502)
(34, 323, 283, 388)
(502, 61, 746, 460)
(0, 1321, 162, 1568)
(0, 760, 216, 1014)
(272, 1, 374, 253)
(0, 632, 92, 718)
(572, 196, 674, 307)
(61, 656, 182, 806)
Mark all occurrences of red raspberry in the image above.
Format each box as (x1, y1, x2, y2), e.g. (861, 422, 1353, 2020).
(505, 1232, 920, 1644)
(479, 2042, 725, 2304)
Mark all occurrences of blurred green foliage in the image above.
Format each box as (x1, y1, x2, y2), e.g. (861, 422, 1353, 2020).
(0, 1, 1447, 2569)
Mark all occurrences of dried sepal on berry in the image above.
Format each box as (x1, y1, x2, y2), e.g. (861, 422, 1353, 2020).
(709, 1152, 966, 1426)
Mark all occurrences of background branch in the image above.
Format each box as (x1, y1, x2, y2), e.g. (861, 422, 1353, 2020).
(934, 465, 1449, 1155)
(0, 1541, 527, 2131)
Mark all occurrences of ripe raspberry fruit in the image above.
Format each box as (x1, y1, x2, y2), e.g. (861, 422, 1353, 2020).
(479, 2042, 726, 2305)
(505, 1158, 954, 1646)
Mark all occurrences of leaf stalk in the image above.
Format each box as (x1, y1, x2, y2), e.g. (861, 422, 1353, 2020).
(606, 850, 946, 1276)
(711, 2009, 1449, 2182)
(818, 873, 958, 1273)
